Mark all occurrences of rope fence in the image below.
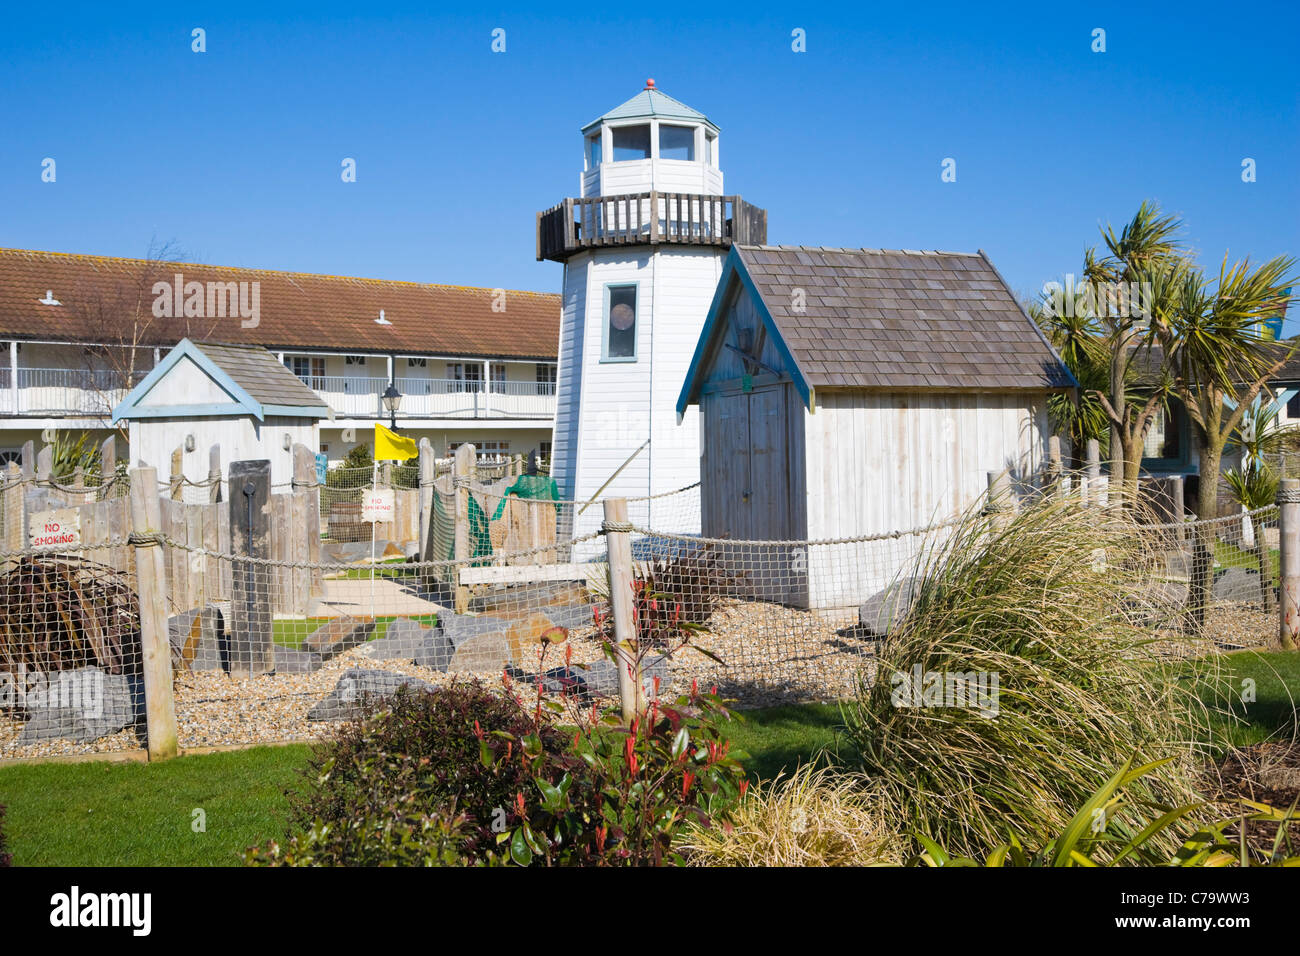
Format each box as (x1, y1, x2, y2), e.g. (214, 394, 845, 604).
(0, 463, 1292, 761)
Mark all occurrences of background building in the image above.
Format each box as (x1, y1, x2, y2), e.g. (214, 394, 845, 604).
(0, 247, 561, 470)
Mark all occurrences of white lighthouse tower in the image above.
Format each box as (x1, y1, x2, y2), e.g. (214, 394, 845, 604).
(538, 81, 766, 533)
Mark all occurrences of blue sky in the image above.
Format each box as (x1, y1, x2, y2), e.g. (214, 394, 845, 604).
(2, 1, 1297, 326)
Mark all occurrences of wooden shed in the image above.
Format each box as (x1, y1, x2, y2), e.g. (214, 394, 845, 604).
(112, 339, 329, 488)
(676, 245, 1076, 610)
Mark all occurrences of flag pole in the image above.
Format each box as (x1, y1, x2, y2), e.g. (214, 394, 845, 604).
(371, 439, 379, 613)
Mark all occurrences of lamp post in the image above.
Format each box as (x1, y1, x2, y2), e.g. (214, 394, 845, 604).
(382, 383, 402, 431)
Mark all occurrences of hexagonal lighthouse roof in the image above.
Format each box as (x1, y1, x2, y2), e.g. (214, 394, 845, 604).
(581, 80, 718, 134)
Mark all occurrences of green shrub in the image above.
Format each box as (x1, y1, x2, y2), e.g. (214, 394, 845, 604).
(254, 676, 745, 866)
(281, 680, 568, 862)
(914, 754, 1300, 867)
(247, 794, 474, 867)
(843, 497, 1208, 860)
(500, 678, 746, 865)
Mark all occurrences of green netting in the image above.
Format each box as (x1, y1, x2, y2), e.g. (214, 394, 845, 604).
(490, 474, 560, 521)
(430, 475, 558, 566)
(468, 494, 493, 562)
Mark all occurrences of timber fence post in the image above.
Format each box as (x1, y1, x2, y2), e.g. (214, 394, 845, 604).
(1277, 478, 1300, 651)
(603, 496, 642, 725)
(128, 467, 179, 760)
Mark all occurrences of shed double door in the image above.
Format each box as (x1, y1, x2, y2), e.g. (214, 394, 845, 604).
(703, 384, 792, 541)
(701, 384, 804, 604)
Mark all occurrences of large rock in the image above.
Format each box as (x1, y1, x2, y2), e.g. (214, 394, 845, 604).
(438, 612, 510, 642)
(359, 618, 434, 661)
(1214, 567, 1270, 604)
(435, 612, 513, 673)
(16, 667, 143, 743)
(168, 605, 227, 672)
(543, 604, 595, 631)
(858, 579, 917, 635)
(306, 668, 436, 721)
(321, 541, 372, 564)
(273, 646, 323, 674)
(412, 633, 457, 670)
(447, 630, 512, 673)
(503, 612, 569, 667)
(528, 653, 670, 702)
(301, 617, 377, 660)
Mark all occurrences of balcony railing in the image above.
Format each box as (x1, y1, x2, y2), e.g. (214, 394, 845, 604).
(0, 368, 131, 416)
(536, 192, 767, 261)
(303, 375, 556, 420)
(0, 368, 557, 421)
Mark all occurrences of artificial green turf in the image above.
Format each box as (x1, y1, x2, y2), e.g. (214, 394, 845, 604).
(272, 614, 438, 649)
(1213, 539, 1279, 580)
(323, 560, 415, 582)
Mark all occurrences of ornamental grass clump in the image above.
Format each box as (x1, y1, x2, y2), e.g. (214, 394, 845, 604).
(680, 762, 902, 866)
(844, 495, 1211, 860)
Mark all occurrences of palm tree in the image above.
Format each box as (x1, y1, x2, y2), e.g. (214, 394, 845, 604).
(1089, 202, 1186, 502)
(1159, 255, 1298, 632)
(1030, 301, 1109, 470)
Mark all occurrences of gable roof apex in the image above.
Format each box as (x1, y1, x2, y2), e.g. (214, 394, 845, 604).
(112, 338, 329, 423)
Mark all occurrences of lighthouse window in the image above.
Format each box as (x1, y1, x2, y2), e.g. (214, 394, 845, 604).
(659, 125, 695, 161)
(586, 134, 602, 169)
(603, 284, 638, 361)
(611, 125, 651, 162)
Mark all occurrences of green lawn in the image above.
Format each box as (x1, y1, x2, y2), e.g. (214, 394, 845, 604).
(1213, 539, 1279, 580)
(1200, 648, 1300, 753)
(0, 745, 311, 866)
(323, 560, 416, 582)
(0, 701, 844, 866)
(1, 652, 1295, 867)
(272, 614, 438, 649)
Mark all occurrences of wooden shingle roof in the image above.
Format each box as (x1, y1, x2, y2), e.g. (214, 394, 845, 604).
(194, 341, 329, 409)
(0, 248, 560, 361)
(736, 245, 1075, 392)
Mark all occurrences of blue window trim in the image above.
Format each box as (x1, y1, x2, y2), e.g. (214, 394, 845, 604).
(601, 282, 639, 363)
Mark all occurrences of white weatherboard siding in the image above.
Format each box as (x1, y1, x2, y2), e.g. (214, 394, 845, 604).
(572, 249, 654, 535)
(553, 246, 720, 539)
(129, 415, 319, 487)
(648, 248, 723, 530)
(802, 391, 1049, 610)
(549, 259, 587, 501)
(139, 356, 233, 406)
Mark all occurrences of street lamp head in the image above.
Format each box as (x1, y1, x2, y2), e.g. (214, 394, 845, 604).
(382, 384, 402, 415)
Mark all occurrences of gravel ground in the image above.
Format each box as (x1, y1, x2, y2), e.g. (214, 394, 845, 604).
(0, 597, 1277, 761)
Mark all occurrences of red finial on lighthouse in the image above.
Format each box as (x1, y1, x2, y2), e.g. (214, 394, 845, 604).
(645, 78, 655, 89)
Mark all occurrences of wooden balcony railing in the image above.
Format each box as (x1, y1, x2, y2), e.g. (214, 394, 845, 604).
(536, 193, 767, 261)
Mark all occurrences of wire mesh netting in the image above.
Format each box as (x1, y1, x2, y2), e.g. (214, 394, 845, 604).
(0, 466, 1288, 760)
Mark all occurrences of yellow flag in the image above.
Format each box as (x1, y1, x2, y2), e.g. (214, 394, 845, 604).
(374, 423, 418, 461)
